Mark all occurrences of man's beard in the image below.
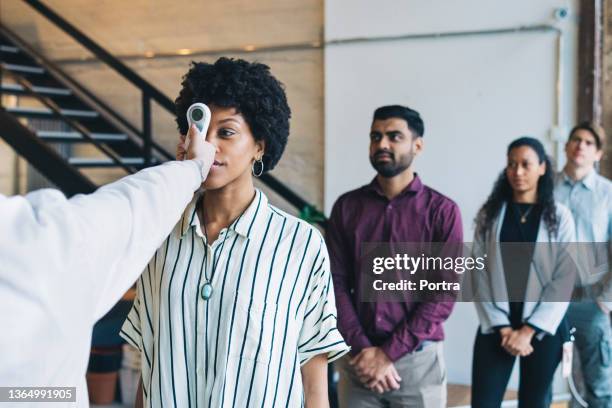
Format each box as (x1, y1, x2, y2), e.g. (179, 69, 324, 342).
(369, 150, 414, 178)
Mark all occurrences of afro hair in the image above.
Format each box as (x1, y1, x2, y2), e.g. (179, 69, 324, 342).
(175, 57, 291, 172)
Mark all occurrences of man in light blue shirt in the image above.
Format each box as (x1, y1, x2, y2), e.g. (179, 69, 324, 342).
(554, 122, 611, 408)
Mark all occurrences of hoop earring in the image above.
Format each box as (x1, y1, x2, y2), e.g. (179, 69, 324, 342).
(252, 158, 264, 177)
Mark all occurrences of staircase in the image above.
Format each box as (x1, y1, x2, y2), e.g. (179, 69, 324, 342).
(0, 0, 325, 225)
(0, 27, 163, 186)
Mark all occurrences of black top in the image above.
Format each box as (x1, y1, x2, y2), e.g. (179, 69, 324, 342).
(500, 202, 542, 328)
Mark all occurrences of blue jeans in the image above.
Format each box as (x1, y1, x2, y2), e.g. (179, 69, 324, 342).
(568, 302, 612, 408)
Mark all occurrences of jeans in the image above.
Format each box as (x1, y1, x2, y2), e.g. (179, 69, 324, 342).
(567, 302, 612, 408)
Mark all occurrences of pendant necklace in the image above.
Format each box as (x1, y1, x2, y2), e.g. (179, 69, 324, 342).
(200, 206, 230, 301)
(515, 203, 534, 224)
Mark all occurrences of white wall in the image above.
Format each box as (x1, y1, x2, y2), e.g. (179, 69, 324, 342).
(324, 0, 577, 390)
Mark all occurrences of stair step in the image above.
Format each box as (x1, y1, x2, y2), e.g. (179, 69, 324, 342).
(68, 157, 146, 167)
(0, 45, 19, 53)
(2, 63, 45, 74)
(1, 83, 72, 96)
(37, 130, 128, 142)
(6, 106, 99, 118)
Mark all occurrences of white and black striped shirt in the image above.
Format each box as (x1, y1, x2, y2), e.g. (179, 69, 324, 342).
(120, 189, 349, 407)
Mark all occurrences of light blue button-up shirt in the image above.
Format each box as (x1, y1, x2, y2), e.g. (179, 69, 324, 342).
(555, 170, 612, 308)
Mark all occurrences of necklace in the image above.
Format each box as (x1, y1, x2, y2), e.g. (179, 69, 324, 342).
(199, 205, 230, 301)
(515, 203, 534, 224)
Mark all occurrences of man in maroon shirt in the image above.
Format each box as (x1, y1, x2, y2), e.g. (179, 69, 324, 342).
(327, 105, 463, 408)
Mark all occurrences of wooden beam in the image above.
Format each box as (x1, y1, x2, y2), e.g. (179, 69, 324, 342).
(578, 0, 604, 125)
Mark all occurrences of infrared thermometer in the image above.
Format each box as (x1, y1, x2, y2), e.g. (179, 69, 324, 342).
(184, 102, 211, 159)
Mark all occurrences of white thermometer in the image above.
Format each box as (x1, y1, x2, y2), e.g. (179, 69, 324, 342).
(184, 102, 211, 158)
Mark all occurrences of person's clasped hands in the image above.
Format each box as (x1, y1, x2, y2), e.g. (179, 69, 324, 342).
(349, 347, 402, 394)
(499, 326, 536, 357)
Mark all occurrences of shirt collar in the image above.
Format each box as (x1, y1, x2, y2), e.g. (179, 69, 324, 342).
(581, 170, 597, 190)
(179, 195, 200, 238)
(179, 189, 269, 239)
(365, 173, 423, 198)
(231, 189, 269, 238)
(560, 169, 597, 191)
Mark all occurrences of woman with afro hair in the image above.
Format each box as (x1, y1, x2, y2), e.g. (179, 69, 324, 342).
(121, 57, 349, 408)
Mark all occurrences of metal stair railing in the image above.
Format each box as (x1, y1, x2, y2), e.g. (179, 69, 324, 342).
(19, 0, 326, 225)
(3, 68, 137, 174)
(0, 24, 173, 164)
(0, 107, 96, 196)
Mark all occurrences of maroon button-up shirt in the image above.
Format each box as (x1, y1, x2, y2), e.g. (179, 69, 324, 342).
(326, 175, 463, 361)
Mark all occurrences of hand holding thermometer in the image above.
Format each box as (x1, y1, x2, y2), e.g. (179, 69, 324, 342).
(184, 103, 211, 159)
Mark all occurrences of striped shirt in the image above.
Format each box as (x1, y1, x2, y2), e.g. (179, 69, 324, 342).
(120, 189, 349, 407)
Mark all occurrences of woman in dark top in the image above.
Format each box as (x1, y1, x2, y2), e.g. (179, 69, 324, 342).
(471, 137, 576, 407)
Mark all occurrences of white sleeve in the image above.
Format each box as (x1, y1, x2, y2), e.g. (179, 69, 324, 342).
(297, 241, 350, 366)
(120, 292, 143, 352)
(1, 160, 202, 321)
(70, 160, 202, 319)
